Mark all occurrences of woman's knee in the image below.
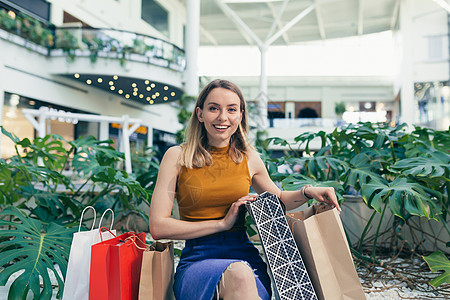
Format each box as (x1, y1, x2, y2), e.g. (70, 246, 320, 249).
(224, 261, 256, 286)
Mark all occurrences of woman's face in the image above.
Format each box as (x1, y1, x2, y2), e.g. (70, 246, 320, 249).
(196, 87, 243, 148)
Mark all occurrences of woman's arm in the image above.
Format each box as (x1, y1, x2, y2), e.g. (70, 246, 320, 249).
(247, 150, 341, 212)
(149, 146, 253, 240)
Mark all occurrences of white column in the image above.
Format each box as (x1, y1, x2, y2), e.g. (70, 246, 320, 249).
(122, 115, 132, 174)
(99, 121, 109, 141)
(38, 107, 47, 138)
(399, 0, 415, 127)
(185, 0, 200, 97)
(0, 63, 4, 158)
(259, 45, 268, 128)
(285, 102, 295, 119)
(147, 126, 153, 148)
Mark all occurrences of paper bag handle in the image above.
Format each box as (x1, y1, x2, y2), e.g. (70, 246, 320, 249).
(125, 234, 148, 251)
(98, 208, 114, 230)
(99, 226, 117, 242)
(78, 206, 96, 232)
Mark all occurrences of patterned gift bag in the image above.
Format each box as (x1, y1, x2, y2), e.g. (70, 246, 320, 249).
(246, 192, 318, 300)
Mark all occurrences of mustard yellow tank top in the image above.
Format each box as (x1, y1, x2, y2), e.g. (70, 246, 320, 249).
(176, 145, 251, 230)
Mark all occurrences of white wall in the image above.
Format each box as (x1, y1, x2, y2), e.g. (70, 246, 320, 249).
(412, 1, 449, 83)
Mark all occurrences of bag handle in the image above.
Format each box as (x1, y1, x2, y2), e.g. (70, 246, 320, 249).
(125, 234, 148, 251)
(98, 208, 114, 230)
(78, 206, 96, 232)
(99, 226, 117, 242)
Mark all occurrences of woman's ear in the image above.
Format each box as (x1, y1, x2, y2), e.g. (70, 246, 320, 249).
(196, 107, 203, 122)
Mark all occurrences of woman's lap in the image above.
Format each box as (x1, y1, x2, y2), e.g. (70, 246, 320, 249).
(174, 230, 271, 300)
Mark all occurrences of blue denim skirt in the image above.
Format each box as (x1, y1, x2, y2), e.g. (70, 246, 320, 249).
(173, 230, 272, 300)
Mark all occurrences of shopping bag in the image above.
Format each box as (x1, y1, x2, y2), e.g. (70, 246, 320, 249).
(246, 192, 318, 300)
(286, 204, 366, 300)
(62, 207, 115, 300)
(89, 229, 146, 300)
(138, 241, 174, 300)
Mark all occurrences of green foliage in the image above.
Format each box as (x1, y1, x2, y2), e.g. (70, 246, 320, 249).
(0, 127, 159, 296)
(423, 251, 450, 287)
(175, 94, 196, 143)
(0, 206, 76, 299)
(260, 122, 450, 285)
(334, 101, 346, 116)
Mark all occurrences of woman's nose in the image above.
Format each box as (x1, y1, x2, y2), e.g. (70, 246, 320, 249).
(217, 110, 227, 121)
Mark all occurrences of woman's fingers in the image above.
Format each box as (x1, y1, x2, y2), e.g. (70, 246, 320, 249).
(313, 187, 341, 212)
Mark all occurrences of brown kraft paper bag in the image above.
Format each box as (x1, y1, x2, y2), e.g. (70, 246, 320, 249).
(286, 205, 366, 300)
(138, 241, 175, 300)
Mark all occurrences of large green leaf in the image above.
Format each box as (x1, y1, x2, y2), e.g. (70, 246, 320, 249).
(391, 152, 450, 179)
(423, 251, 450, 287)
(344, 153, 385, 190)
(300, 155, 347, 181)
(361, 177, 441, 219)
(0, 206, 76, 299)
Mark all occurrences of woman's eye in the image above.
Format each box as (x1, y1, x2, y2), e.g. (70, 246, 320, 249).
(229, 108, 237, 112)
(209, 107, 218, 111)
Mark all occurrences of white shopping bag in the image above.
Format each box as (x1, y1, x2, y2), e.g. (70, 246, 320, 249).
(62, 207, 116, 300)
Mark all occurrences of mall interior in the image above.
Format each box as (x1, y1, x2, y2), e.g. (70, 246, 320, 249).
(0, 0, 449, 167)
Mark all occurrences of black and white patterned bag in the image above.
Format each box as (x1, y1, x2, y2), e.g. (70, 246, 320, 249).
(246, 192, 318, 300)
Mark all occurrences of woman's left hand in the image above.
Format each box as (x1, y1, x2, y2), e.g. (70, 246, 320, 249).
(305, 186, 341, 212)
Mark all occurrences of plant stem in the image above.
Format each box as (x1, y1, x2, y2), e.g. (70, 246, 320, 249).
(389, 141, 396, 164)
(358, 209, 377, 252)
(372, 200, 388, 258)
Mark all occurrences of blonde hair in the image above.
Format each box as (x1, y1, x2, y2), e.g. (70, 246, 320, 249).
(179, 79, 253, 169)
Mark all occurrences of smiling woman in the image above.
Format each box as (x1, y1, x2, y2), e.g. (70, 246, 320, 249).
(148, 79, 340, 300)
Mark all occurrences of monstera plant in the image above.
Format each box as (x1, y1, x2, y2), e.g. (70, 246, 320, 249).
(0, 127, 154, 298)
(259, 122, 449, 285)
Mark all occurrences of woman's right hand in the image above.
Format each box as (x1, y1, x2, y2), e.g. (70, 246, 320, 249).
(220, 194, 257, 231)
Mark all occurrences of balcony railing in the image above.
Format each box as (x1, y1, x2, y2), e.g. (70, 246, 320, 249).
(0, 9, 186, 72)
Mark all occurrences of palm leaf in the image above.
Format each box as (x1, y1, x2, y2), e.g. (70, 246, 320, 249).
(0, 207, 76, 299)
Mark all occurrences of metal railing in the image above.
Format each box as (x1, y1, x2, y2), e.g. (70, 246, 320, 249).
(0, 9, 186, 72)
(53, 27, 186, 72)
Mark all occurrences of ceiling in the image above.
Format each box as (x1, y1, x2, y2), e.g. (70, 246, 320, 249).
(199, 0, 399, 46)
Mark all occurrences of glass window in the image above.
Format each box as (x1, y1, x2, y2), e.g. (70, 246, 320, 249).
(141, 0, 169, 37)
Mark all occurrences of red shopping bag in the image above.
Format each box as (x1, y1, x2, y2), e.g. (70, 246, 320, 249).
(89, 228, 146, 300)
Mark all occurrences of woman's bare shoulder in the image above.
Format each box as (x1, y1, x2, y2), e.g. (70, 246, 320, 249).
(246, 148, 262, 162)
(161, 145, 182, 164)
